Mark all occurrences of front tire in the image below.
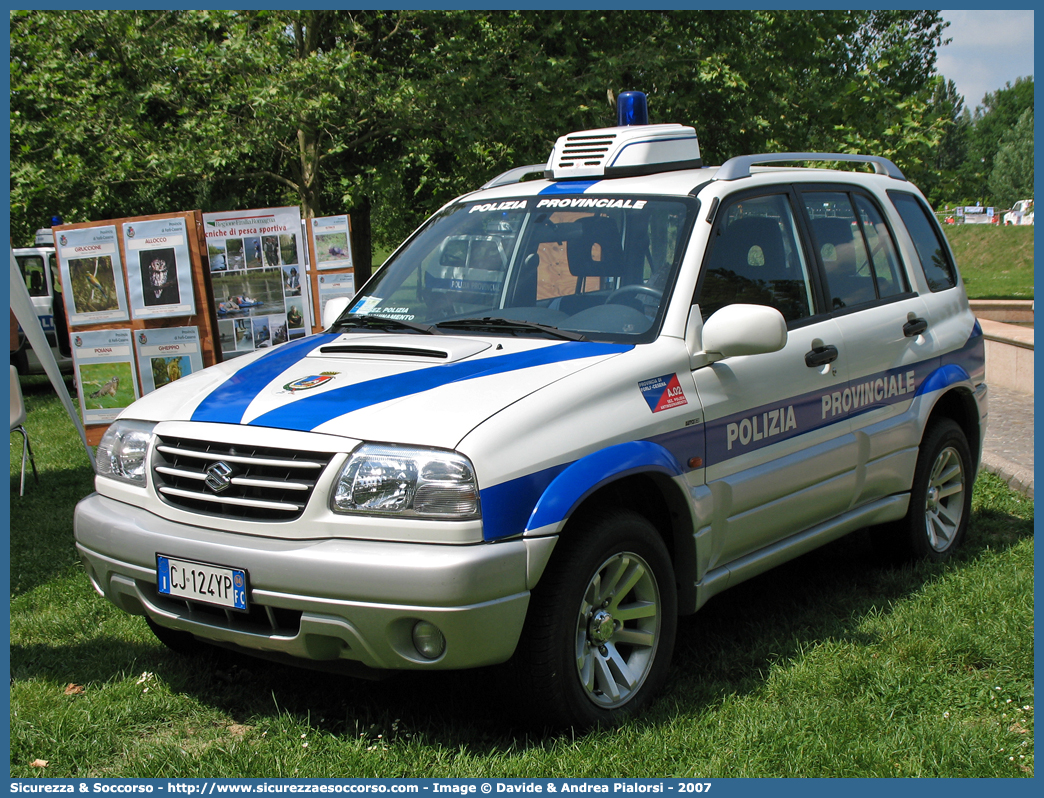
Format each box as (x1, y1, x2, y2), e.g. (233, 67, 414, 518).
(514, 509, 677, 729)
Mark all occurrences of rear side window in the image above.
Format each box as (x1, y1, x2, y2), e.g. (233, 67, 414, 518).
(803, 191, 904, 310)
(888, 192, 957, 292)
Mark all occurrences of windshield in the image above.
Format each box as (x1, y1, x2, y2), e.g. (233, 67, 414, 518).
(337, 194, 696, 343)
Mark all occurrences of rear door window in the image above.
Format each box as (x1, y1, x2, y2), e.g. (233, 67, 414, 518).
(803, 190, 907, 311)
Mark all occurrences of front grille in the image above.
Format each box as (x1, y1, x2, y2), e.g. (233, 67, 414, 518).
(558, 133, 616, 168)
(152, 435, 335, 521)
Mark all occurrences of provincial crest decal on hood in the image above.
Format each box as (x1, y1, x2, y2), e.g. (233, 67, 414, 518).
(282, 372, 339, 393)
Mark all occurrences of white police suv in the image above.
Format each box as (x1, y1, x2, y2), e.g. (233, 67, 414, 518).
(75, 92, 987, 729)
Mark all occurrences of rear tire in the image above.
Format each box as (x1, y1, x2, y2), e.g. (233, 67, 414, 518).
(513, 509, 677, 729)
(889, 418, 974, 562)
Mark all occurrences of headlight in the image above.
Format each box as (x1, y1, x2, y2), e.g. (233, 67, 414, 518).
(332, 444, 480, 519)
(96, 420, 155, 486)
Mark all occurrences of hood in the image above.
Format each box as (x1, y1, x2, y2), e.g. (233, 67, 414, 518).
(127, 333, 631, 449)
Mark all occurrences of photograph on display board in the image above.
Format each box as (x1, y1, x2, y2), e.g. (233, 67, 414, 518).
(283, 265, 302, 296)
(79, 362, 136, 412)
(56, 225, 131, 325)
(134, 327, 205, 394)
(138, 247, 182, 307)
(311, 215, 353, 271)
(123, 217, 196, 319)
(244, 237, 263, 269)
(207, 240, 228, 273)
(217, 318, 235, 352)
(315, 231, 350, 265)
(280, 234, 299, 266)
(151, 355, 190, 389)
(225, 238, 246, 270)
(212, 268, 285, 318)
(283, 296, 304, 330)
(262, 235, 281, 268)
(271, 315, 289, 347)
(234, 318, 253, 351)
(71, 328, 140, 424)
(67, 255, 121, 315)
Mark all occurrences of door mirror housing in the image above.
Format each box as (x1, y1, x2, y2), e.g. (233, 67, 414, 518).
(687, 303, 788, 369)
(322, 296, 352, 330)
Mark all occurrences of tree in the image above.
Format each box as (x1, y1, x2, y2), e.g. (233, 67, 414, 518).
(968, 76, 1034, 174)
(989, 108, 1034, 209)
(10, 10, 434, 264)
(11, 10, 951, 255)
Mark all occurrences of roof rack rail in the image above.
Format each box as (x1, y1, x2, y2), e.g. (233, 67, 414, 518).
(715, 153, 906, 182)
(480, 164, 547, 190)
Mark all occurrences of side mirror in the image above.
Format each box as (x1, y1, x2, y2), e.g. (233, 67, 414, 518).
(322, 296, 352, 329)
(687, 303, 787, 369)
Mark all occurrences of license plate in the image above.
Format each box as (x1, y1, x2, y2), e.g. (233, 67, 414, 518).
(157, 555, 248, 611)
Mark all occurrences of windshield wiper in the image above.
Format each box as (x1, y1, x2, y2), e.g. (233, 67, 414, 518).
(331, 314, 439, 335)
(434, 317, 587, 341)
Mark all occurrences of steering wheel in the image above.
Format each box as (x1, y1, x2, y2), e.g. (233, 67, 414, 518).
(605, 284, 663, 306)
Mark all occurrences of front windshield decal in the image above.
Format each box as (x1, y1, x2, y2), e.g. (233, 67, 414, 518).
(350, 296, 382, 314)
(536, 198, 647, 210)
(468, 200, 528, 214)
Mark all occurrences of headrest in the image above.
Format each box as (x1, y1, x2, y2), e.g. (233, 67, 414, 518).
(568, 214, 626, 278)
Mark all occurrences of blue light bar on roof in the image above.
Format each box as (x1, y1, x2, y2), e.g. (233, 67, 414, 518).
(617, 91, 648, 126)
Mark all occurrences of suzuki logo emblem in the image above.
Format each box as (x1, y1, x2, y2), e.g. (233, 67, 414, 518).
(204, 462, 234, 493)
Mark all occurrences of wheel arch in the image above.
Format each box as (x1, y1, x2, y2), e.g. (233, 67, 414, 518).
(525, 440, 699, 614)
(923, 384, 983, 468)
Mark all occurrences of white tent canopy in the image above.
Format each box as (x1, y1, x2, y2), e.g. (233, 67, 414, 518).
(9, 247, 95, 469)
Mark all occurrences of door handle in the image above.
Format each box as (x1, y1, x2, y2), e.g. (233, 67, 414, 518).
(903, 317, 928, 337)
(805, 344, 838, 367)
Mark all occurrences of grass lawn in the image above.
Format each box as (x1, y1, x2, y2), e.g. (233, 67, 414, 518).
(8, 375, 1035, 778)
(945, 224, 1035, 300)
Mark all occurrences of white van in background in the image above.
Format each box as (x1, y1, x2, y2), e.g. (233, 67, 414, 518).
(1003, 199, 1034, 226)
(11, 227, 74, 374)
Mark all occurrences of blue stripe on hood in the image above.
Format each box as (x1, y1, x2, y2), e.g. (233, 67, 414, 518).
(194, 339, 631, 431)
(192, 334, 339, 424)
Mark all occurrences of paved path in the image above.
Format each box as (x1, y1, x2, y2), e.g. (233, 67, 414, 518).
(981, 384, 1034, 499)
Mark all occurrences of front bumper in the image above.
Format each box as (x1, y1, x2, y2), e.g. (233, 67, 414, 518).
(75, 493, 545, 671)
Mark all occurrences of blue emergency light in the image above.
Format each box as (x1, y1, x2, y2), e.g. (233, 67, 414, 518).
(616, 91, 648, 126)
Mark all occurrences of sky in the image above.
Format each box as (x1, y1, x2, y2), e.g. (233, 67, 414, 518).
(936, 9, 1034, 111)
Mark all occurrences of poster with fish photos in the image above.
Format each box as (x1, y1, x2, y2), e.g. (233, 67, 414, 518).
(123, 216, 197, 319)
(202, 206, 311, 359)
(71, 328, 140, 424)
(310, 215, 353, 271)
(134, 326, 204, 395)
(56, 225, 131, 326)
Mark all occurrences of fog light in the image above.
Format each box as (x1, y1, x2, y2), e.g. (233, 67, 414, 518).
(411, 621, 446, 660)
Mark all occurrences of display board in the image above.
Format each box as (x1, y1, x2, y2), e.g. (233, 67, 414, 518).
(202, 206, 312, 357)
(305, 214, 356, 331)
(53, 211, 221, 445)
